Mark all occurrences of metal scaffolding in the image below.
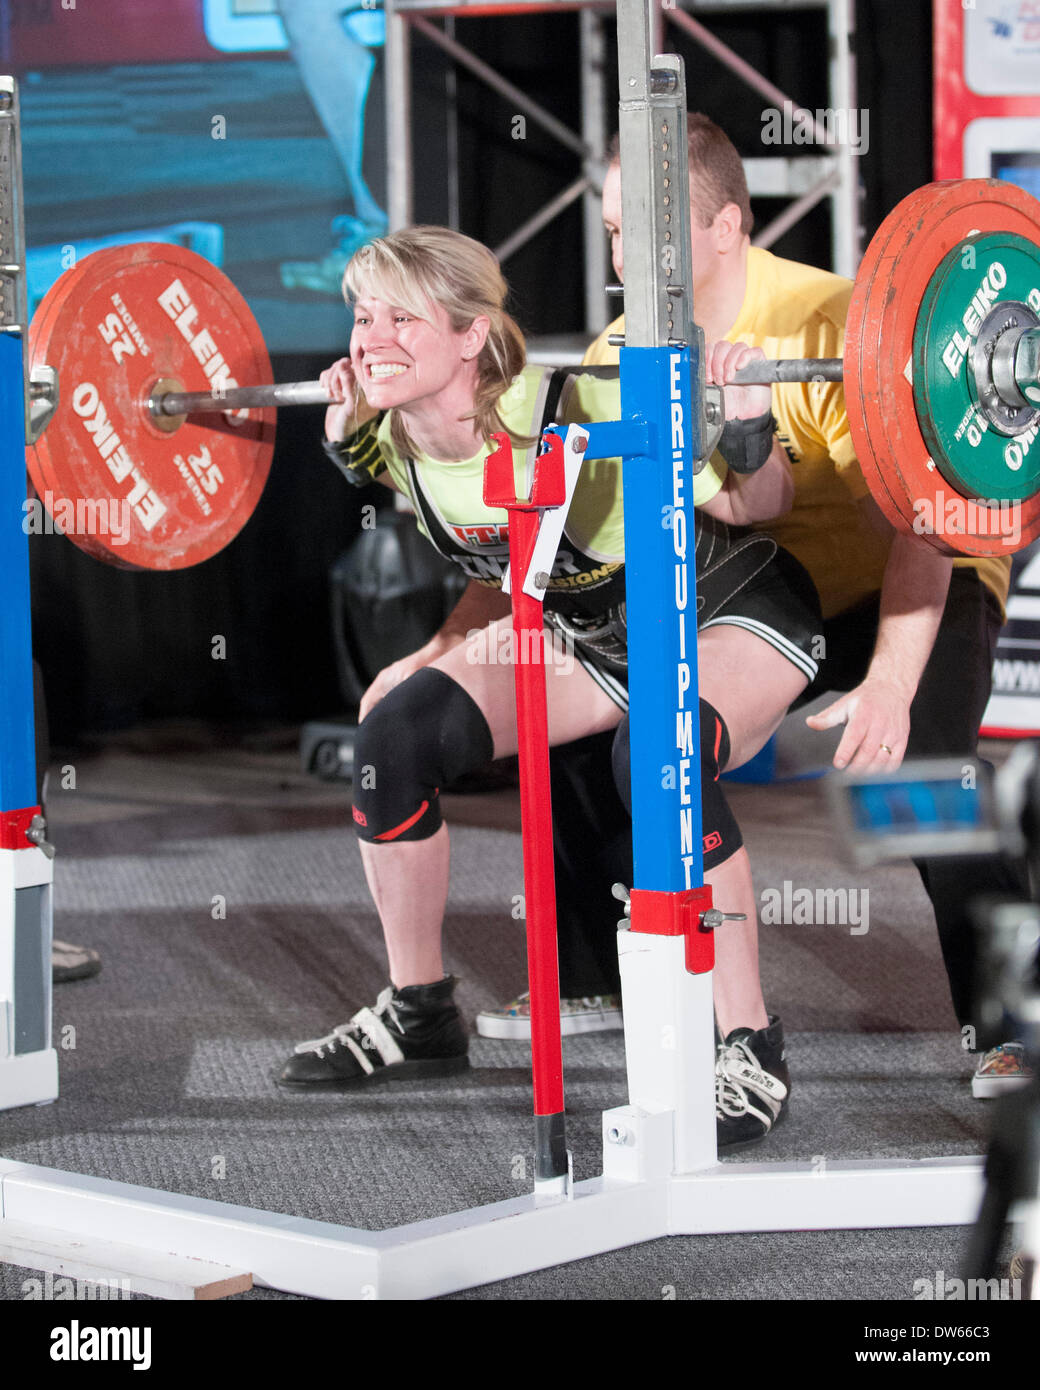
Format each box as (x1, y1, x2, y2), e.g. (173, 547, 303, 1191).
(385, 0, 861, 335)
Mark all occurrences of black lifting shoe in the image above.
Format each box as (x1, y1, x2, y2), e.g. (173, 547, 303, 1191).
(715, 1015, 790, 1152)
(278, 976, 470, 1089)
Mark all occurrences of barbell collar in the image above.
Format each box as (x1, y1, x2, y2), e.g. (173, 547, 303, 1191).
(1016, 327, 1040, 406)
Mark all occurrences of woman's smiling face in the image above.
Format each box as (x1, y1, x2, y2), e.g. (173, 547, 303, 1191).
(350, 296, 477, 411)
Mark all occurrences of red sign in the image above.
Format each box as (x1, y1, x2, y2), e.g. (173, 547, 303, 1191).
(934, 1, 1040, 179)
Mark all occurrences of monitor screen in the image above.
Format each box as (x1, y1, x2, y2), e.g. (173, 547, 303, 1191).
(847, 776, 986, 839)
(828, 760, 1002, 867)
(990, 153, 1040, 202)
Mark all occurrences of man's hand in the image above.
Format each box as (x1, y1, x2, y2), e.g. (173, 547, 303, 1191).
(700, 339, 791, 523)
(806, 526, 951, 772)
(805, 676, 911, 771)
(320, 356, 378, 442)
(705, 340, 772, 422)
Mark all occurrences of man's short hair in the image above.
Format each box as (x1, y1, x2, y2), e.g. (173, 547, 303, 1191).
(607, 112, 753, 237)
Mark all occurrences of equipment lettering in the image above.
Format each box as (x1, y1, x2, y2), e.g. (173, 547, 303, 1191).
(173, 454, 212, 516)
(156, 279, 249, 419)
(679, 807, 694, 857)
(1004, 421, 1039, 474)
(941, 261, 1009, 377)
(450, 522, 509, 547)
(110, 292, 150, 357)
(676, 710, 694, 757)
(71, 383, 167, 533)
(669, 351, 698, 886)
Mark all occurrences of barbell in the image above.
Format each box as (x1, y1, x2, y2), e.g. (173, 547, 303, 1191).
(24, 178, 1040, 570)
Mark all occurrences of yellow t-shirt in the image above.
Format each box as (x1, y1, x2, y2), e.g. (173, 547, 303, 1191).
(584, 247, 1012, 620)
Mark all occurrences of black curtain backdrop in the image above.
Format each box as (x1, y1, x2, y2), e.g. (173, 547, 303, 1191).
(28, 0, 933, 742)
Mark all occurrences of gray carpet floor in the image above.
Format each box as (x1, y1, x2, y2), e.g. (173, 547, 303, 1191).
(0, 723, 1020, 1300)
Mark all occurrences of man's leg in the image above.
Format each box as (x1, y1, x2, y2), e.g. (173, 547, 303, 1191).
(475, 726, 630, 1038)
(550, 732, 631, 1000)
(806, 575, 1030, 1091)
(902, 572, 1028, 1042)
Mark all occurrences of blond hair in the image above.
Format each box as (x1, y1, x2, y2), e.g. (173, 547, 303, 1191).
(343, 226, 530, 459)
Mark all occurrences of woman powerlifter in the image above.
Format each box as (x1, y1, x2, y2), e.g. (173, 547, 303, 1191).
(278, 226, 821, 1150)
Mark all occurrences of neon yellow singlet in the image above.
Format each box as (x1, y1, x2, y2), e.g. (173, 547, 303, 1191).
(373, 364, 727, 599)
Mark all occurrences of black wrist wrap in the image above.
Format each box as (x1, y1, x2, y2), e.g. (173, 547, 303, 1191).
(717, 410, 777, 474)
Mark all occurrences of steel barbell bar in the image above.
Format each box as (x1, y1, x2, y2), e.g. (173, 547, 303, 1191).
(147, 358, 845, 420)
(145, 330, 1040, 420)
(146, 362, 846, 421)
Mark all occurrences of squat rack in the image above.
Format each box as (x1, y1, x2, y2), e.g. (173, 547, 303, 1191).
(0, 2, 979, 1301)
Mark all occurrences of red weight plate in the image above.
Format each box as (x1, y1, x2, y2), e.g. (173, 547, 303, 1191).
(846, 179, 1040, 558)
(27, 243, 275, 570)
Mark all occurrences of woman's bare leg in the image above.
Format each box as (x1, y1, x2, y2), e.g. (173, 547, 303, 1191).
(359, 620, 622, 987)
(361, 825, 452, 986)
(707, 848, 767, 1036)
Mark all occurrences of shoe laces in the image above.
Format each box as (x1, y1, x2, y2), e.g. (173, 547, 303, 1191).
(294, 986, 401, 1057)
(715, 1037, 787, 1117)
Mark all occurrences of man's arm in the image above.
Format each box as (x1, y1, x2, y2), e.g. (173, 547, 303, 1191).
(699, 438, 793, 525)
(807, 502, 953, 769)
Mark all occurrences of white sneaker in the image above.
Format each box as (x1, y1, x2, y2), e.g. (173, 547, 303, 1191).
(475, 991, 623, 1039)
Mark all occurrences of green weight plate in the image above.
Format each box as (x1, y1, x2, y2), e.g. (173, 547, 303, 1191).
(913, 232, 1040, 502)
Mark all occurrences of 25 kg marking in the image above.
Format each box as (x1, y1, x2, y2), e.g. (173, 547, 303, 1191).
(98, 312, 136, 365)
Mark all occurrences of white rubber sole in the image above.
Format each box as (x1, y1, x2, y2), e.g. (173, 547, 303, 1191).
(475, 1009, 624, 1040)
(971, 1070, 1031, 1099)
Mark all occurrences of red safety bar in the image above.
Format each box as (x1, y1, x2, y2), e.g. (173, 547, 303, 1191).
(483, 432, 567, 1133)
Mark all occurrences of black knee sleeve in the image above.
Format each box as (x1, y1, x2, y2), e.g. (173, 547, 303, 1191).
(611, 700, 742, 872)
(698, 699, 741, 871)
(352, 668, 494, 842)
